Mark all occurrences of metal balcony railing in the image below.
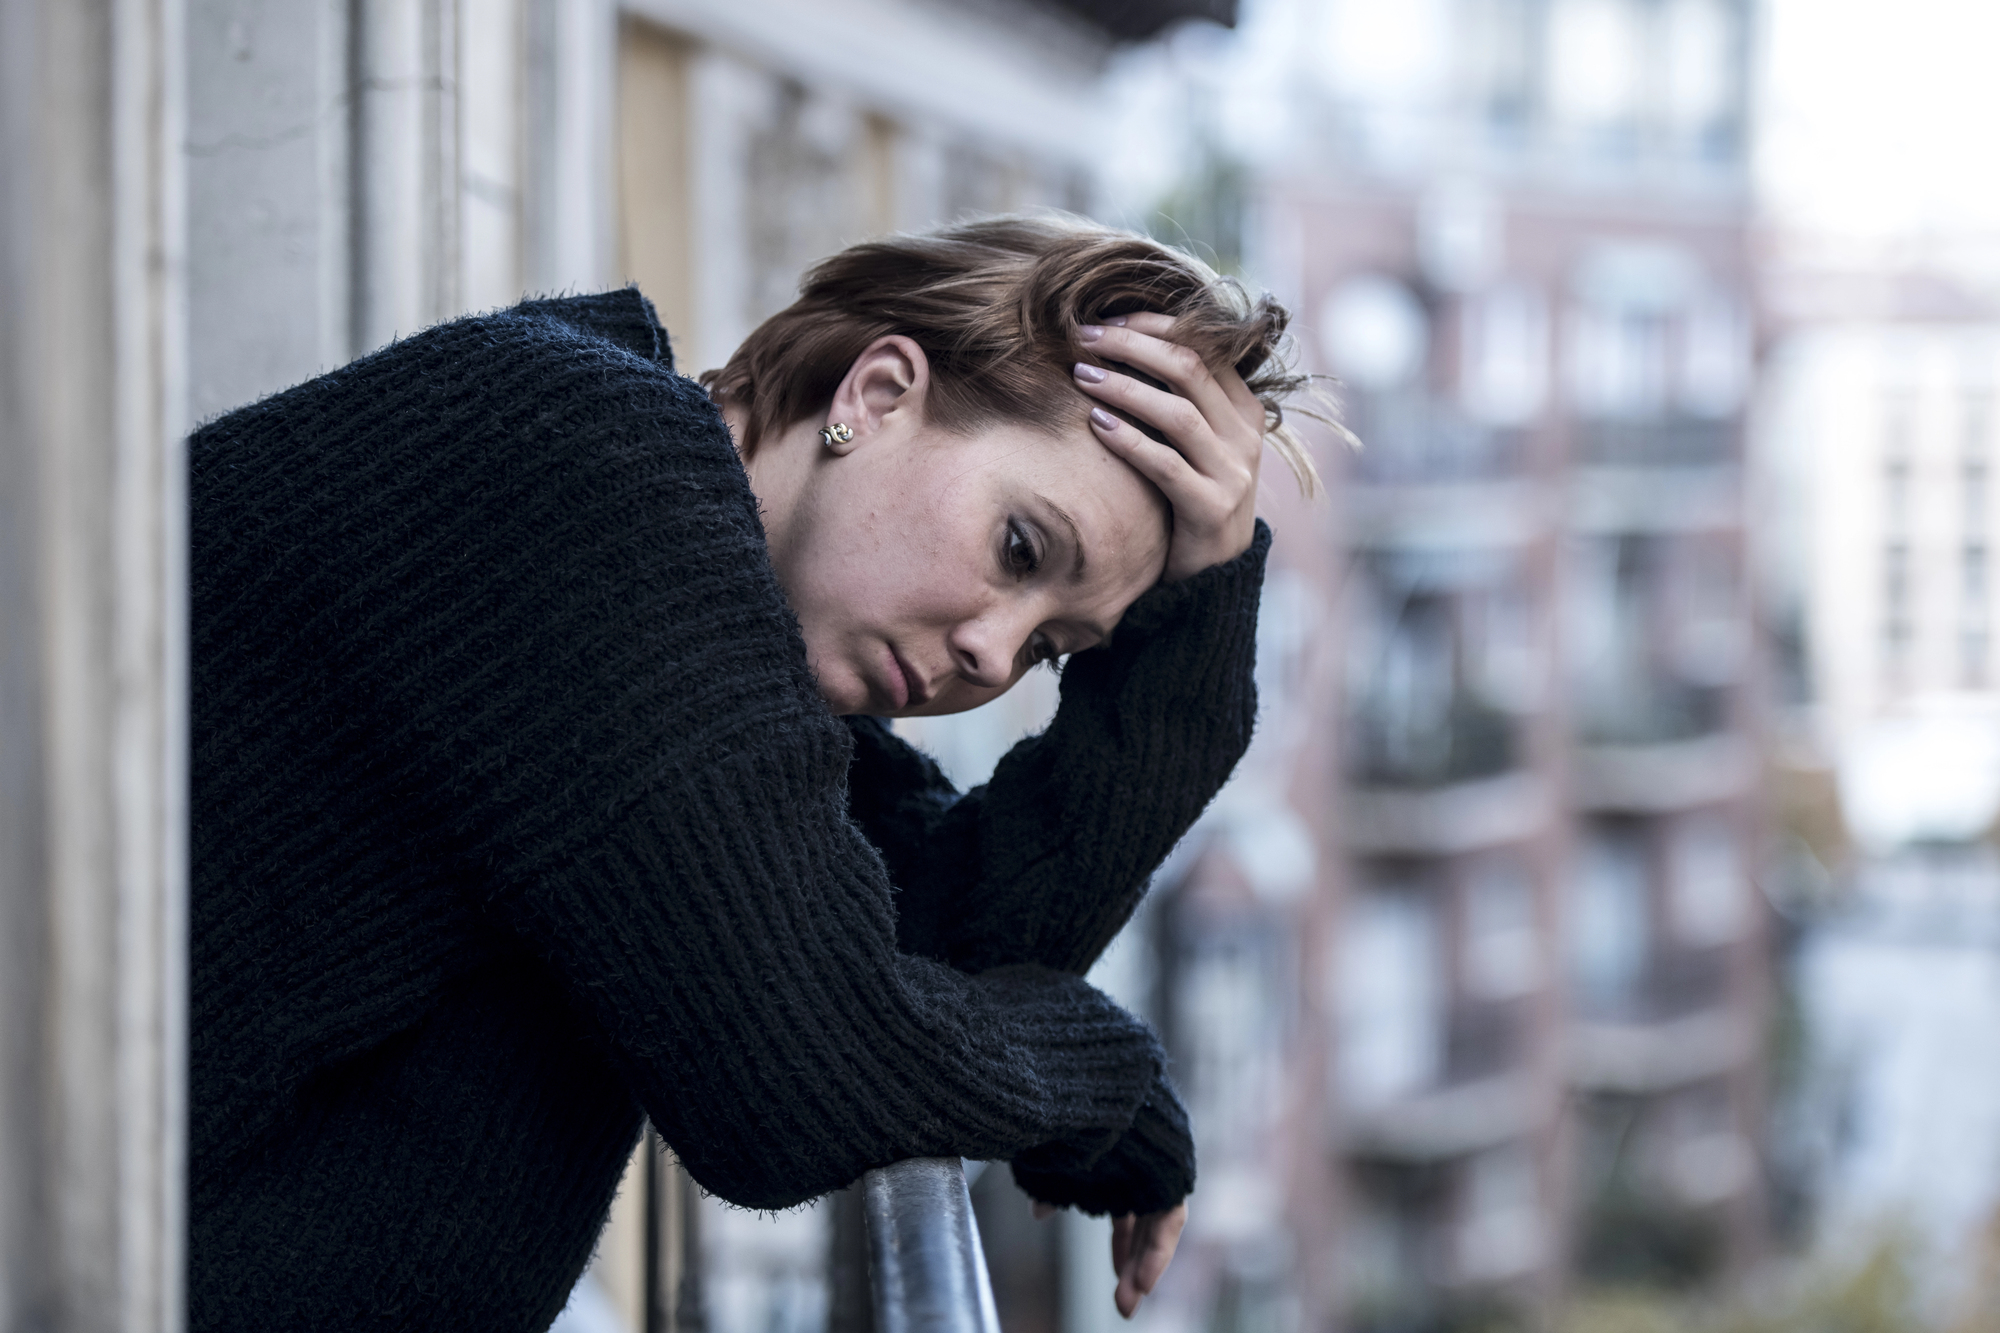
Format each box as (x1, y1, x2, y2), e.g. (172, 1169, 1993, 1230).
(642, 1146, 1001, 1333)
(859, 1159, 1003, 1333)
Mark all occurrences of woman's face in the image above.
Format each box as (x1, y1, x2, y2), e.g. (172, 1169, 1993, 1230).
(731, 337, 1171, 717)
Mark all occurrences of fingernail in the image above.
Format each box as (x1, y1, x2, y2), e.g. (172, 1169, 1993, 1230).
(1106, 315, 1128, 326)
(1074, 362, 1107, 384)
(1090, 407, 1118, 431)
(1077, 324, 1105, 343)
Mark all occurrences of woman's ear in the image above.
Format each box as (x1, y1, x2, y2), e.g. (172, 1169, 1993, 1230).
(827, 335, 930, 453)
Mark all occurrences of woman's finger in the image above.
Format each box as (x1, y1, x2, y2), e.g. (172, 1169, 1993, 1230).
(1110, 1213, 1136, 1278)
(1106, 311, 1266, 442)
(1113, 1206, 1189, 1318)
(1078, 324, 1241, 460)
(1212, 360, 1268, 439)
(1085, 402, 1205, 504)
(1130, 1204, 1188, 1297)
(1074, 362, 1236, 483)
(1103, 311, 1175, 337)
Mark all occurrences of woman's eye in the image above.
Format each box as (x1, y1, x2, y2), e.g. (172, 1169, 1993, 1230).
(1004, 520, 1042, 578)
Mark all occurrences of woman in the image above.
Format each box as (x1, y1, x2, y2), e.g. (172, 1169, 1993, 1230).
(188, 215, 1315, 1331)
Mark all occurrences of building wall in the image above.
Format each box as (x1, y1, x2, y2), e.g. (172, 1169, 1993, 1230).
(1759, 323, 2000, 849)
(1102, 1, 1770, 1327)
(2, 0, 188, 1326)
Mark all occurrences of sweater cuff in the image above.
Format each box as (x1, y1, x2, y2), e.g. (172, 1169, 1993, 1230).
(1111, 519, 1271, 640)
(1008, 1073, 1197, 1217)
(1056, 517, 1267, 713)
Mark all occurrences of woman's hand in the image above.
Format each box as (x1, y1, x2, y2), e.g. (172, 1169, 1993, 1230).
(1075, 313, 1266, 583)
(1033, 1199, 1189, 1318)
(1112, 1203, 1188, 1317)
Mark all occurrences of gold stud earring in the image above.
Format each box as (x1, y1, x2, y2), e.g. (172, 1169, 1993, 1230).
(818, 422, 854, 449)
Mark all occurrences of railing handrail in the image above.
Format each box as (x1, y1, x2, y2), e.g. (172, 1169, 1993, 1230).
(860, 1159, 1002, 1333)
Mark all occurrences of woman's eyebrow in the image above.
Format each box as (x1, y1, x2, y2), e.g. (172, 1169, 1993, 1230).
(1035, 493, 1089, 583)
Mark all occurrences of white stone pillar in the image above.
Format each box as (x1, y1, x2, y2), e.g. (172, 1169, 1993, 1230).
(523, 0, 616, 296)
(0, 0, 189, 1328)
(353, 0, 461, 352)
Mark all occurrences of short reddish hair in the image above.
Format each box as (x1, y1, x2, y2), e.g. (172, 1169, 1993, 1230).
(699, 213, 1321, 493)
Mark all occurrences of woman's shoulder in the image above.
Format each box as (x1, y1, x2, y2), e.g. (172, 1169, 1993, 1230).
(189, 290, 827, 816)
(503, 288, 674, 367)
(193, 287, 716, 459)
(189, 285, 776, 642)
(193, 289, 746, 534)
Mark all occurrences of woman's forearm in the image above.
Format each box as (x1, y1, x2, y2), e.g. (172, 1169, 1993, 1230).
(490, 733, 1170, 1211)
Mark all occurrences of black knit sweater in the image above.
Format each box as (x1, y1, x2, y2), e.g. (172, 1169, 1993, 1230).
(187, 290, 1267, 1331)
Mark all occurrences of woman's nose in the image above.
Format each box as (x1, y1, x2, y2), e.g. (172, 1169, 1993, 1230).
(947, 610, 1035, 690)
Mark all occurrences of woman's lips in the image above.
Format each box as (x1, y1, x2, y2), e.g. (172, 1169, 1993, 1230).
(887, 646, 931, 710)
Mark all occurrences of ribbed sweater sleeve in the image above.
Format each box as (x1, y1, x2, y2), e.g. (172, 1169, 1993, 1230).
(843, 523, 1268, 978)
(189, 290, 1169, 1214)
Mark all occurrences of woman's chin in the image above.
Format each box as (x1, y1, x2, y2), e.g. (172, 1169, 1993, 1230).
(818, 672, 881, 718)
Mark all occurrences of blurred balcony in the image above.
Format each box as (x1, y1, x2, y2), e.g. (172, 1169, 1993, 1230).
(1346, 393, 1527, 486)
(1573, 734, 1754, 813)
(1345, 478, 1552, 552)
(1345, 1071, 1541, 1162)
(1573, 679, 1730, 748)
(1567, 1007, 1754, 1095)
(1348, 694, 1519, 789)
(1347, 771, 1554, 856)
(1568, 466, 1742, 535)
(1574, 418, 1738, 468)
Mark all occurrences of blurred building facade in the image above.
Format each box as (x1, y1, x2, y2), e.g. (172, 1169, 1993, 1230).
(1757, 292, 2000, 850)
(1753, 237, 2000, 1298)
(1076, 2, 1773, 1330)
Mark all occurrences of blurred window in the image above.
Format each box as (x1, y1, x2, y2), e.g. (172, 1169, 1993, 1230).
(1964, 402, 1989, 686)
(1454, 1146, 1545, 1282)
(1677, 291, 1750, 418)
(1571, 532, 1732, 743)
(1883, 457, 1911, 536)
(1461, 0, 1539, 134)
(1472, 584, 1543, 713)
(1882, 541, 1912, 673)
(1883, 390, 1918, 461)
(1965, 390, 1994, 458)
(1963, 544, 1989, 687)
(1339, 886, 1443, 1107)
(1671, 541, 1744, 688)
(745, 84, 862, 329)
(1661, 1083, 1750, 1205)
(1549, 0, 1643, 131)
(1255, 567, 1320, 733)
(1176, 925, 1285, 1160)
(1321, 274, 1429, 394)
(1461, 281, 1550, 427)
(1418, 181, 1502, 292)
(1341, 1185, 1426, 1318)
(1318, 0, 1450, 107)
(1662, 0, 1737, 136)
(1570, 826, 1650, 1012)
(1348, 568, 1518, 784)
(1567, 305, 1669, 420)
(1463, 856, 1541, 1000)
(1667, 813, 1744, 947)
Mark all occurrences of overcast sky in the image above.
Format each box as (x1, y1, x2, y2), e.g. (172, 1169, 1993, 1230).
(1757, 0, 2000, 238)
